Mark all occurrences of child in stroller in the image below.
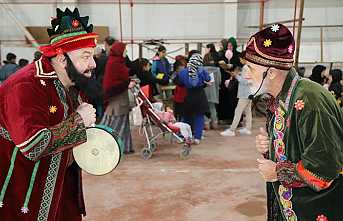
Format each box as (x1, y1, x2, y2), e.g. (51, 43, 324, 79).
(153, 105, 193, 145)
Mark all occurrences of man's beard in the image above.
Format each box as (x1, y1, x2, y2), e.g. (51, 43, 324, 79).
(65, 55, 103, 103)
(250, 82, 267, 96)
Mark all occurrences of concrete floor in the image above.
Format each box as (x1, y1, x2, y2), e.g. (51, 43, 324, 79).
(83, 118, 267, 221)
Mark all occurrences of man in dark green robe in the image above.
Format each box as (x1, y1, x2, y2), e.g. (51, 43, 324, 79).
(244, 23, 343, 221)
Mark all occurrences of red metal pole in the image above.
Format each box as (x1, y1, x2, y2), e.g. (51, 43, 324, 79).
(118, 0, 123, 42)
(293, 0, 298, 35)
(130, 0, 134, 57)
(259, 0, 265, 30)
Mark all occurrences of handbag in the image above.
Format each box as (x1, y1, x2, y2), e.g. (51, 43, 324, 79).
(155, 72, 170, 85)
(128, 89, 136, 108)
(132, 106, 143, 126)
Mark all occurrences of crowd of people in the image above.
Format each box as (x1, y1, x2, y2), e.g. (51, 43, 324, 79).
(0, 7, 342, 221)
(1, 36, 342, 154)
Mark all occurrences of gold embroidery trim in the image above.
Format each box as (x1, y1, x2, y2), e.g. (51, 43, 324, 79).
(245, 53, 293, 69)
(58, 34, 98, 47)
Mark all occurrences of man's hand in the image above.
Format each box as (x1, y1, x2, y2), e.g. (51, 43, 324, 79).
(224, 79, 231, 88)
(256, 127, 269, 154)
(257, 158, 278, 182)
(128, 80, 136, 89)
(204, 81, 213, 86)
(76, 103, 96, 127)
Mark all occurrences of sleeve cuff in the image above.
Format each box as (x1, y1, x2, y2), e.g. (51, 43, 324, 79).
(43, 112, 87, 157)
(276, 161, 307, 188)
(17, 113, 87, 161)
(296, 160, 333, 191)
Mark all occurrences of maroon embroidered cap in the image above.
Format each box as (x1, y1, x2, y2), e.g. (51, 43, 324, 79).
(244, 24, 295, 70)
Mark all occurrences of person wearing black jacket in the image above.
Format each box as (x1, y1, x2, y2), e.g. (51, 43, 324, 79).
(131, 58, 158, 98)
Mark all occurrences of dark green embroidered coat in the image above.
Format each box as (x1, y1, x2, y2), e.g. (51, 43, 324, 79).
(267, 68, 343, 221)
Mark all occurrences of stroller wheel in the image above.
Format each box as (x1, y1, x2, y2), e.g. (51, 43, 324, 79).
(180, 146, 191, 160)
(150, 143, 157, 152)
(141, 148, 153, 160)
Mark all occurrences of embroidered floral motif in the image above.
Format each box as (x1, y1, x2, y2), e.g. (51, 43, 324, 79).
(274, 139, 286, 160)
(278, 186, 297, 221)
(294, 100, 305, 111)
(0, 201, 3, 207)
(264, 39, 272, 47)
(271, 24, 280, 32)
(49, 106, 57, 114)
(21, 207, 29, 213)
(274, 114, 285, 131)
(72, 19, 80, 28)
(288, 45, 293, 54)
(316, 214, 328, 221)
(40, 80, 46, 86)
(273, 77, 299, 221)
(276, 161, 307, 188)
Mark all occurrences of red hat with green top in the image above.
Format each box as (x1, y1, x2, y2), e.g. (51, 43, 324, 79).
(40, 8, 98, 57)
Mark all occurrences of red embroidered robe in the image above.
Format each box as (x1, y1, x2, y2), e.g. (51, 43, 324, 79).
(0, 56, 87, 221)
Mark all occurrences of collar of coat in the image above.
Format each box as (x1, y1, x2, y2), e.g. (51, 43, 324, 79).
(34, 56, 58, 79)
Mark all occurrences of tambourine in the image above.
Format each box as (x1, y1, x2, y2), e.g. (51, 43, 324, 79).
(73, 125, 123, 176)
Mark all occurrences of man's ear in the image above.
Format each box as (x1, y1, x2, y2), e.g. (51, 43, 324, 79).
(55, 54, 67, 67)
(268, 68, 277, 80)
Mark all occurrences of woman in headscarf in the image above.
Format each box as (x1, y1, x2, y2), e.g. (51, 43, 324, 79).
(175, 53, 211, 145)
(217, 37, 240, 124)
(309, 64, 327, 85)
(227, 37, 241, 68)
(101, 42, 136, 154)
(217, 38, 228, 63)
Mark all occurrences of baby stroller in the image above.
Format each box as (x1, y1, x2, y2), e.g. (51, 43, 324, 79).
(131, 85, 192, 160)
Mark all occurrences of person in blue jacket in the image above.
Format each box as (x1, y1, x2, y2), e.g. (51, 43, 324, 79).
(152, 45, 171, 82)
(175, 53, 211, 145)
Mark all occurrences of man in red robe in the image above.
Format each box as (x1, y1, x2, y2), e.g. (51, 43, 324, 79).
(0, 8, 99, 220)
